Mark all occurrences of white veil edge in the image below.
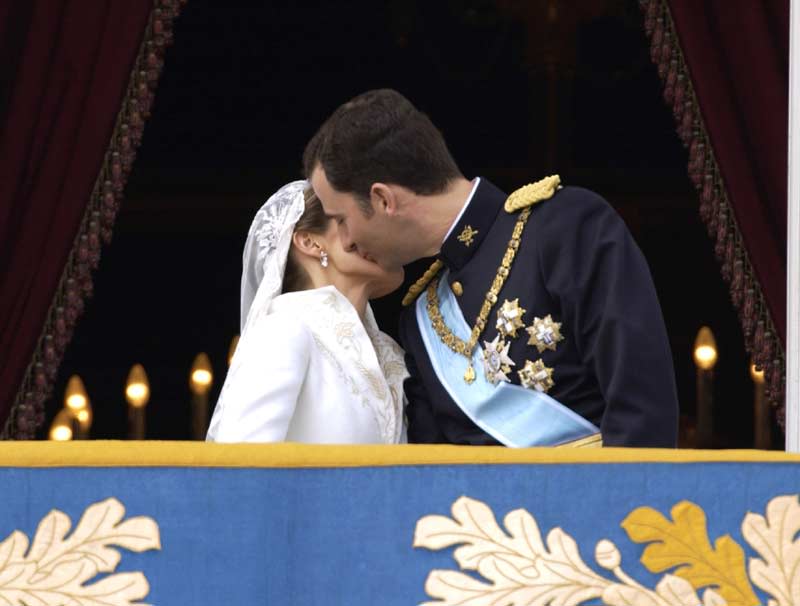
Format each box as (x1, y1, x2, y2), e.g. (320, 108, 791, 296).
(207, 180, 307, 440)
(239, 180, 308, 333)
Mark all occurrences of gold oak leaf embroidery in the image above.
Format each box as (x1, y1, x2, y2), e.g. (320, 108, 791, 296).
(621, 500, 759, 606)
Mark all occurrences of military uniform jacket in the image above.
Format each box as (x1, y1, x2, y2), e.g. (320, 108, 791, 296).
(398, 178, 679, 447)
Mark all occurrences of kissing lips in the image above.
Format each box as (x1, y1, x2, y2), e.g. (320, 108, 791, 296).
(353, 246, 377, 264)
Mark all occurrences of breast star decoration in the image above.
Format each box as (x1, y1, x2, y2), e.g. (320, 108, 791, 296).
(526, 314, 564, 353)
(518, 358, 555, 393)
(482, 334, 515, 384)
(457, 225, 478, 247)
(496, 298, 527, 339)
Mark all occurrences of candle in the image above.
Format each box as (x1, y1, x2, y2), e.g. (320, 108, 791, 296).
(693, 326, 717, 448)
(125, 364, 150, 440)
(190, 353, 213, 440)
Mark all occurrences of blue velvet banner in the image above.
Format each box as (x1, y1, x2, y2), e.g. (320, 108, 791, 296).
(1, 444, 799, 605)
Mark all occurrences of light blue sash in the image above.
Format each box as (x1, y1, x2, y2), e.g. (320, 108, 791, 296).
(416, 272, 600, 447)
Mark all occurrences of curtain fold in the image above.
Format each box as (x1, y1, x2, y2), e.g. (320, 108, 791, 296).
(0, 0, 182, 438)
(640, 0, 788, 422)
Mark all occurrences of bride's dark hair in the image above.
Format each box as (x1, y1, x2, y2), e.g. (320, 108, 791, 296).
(282, 187, 329, 294)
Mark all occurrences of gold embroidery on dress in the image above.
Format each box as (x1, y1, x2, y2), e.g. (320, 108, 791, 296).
(312, 292, 408, 443)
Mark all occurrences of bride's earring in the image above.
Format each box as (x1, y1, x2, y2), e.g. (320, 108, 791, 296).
(320, 251, 329, 268)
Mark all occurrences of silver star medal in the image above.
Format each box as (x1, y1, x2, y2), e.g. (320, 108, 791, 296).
(518, 359, 555, 393)
(526, 314, 564, 353)
(496, 298, 526, 339)
(482, 334, 515, 385)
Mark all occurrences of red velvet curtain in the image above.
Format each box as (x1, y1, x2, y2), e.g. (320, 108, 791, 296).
(0, 1, 180, 438)
(641, 0, 788, 416)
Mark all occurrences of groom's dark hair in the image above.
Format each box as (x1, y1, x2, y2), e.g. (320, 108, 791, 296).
(303, 89, 462, 215)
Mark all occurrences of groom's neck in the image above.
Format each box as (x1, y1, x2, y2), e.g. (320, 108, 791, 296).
(417, 176, 475, 257)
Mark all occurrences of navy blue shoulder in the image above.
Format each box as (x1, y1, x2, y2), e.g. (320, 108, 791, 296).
(527, 186, 627, 243)
(531, 186, 616, 222)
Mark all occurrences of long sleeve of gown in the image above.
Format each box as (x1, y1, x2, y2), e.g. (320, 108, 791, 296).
(209, 314, 312, 442)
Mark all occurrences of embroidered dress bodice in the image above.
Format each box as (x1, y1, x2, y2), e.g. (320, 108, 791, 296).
(207, 286, 407, 444)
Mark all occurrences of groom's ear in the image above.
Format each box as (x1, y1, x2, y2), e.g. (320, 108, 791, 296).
(370, 183, 397, 216)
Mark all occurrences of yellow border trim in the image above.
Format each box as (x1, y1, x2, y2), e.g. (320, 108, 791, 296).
(561, 433, 603, 448)
(0, 442, 799, 468)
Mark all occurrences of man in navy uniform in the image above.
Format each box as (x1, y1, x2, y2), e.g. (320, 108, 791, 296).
(304, 89, 678, 447)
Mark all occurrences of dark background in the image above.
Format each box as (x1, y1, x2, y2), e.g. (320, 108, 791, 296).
(41, 0, 776, 446)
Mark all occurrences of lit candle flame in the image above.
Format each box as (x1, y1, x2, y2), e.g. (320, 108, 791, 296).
(693, 326, 718, 370)
(126, 364, 150, 408)
(190, 353, 213, 395)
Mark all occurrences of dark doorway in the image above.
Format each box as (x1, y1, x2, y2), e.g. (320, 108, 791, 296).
(42, 0, 769, 447)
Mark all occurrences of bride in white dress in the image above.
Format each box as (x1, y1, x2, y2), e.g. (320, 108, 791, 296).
(207, 181, 408, 443)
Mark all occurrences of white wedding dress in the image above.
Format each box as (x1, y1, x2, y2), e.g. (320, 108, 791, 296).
(207, 285, 408, 444)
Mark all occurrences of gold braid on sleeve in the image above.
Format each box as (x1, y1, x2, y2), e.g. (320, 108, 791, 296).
(504, 175, 561, 212)
(401, 260, 443, 307)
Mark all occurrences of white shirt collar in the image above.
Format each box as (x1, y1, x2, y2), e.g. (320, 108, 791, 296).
(443, 177, 481, 244)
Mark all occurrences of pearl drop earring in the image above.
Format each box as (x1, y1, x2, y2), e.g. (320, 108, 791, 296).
(320, 251, 329, 268)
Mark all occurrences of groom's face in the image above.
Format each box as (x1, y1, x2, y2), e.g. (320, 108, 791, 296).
(311, 166, 401, 269)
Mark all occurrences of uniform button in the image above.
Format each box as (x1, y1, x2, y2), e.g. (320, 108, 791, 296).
(452, 281, 463, 296)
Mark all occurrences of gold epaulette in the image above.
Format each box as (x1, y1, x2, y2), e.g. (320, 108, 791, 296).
(504, 174, 561, 213)
(401, 260, 443, 307)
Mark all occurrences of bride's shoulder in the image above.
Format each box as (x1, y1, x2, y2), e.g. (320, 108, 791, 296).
(261, 288, 340, 332)
(271, 287, 348, 319)
(245, 304, 313, 344)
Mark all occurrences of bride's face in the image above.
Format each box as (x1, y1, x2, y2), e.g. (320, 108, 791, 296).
(321, 220, 404, 298)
